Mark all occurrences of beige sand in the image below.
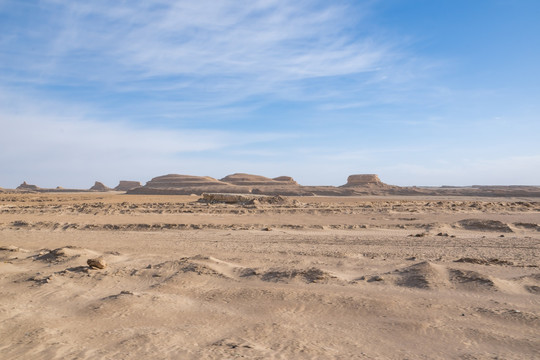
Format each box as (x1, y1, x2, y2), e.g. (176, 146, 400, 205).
(0, 193, 539, 359)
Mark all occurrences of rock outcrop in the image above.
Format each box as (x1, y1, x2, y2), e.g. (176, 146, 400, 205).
(128, 173, 304, 196)
(125, 173, 540, 197)
(114, 181, 141, 191)
(342, 174, 383, 187)
(220, 173, 297, 186)
(218, 173, 308, 195)
(14, 182, 89, 193)
(87, 257, 107, 269)
(90, 182, 111, 191)
(145, 174, 228, 188)
(127, 174, 244, 195)
(337, 174, 419, 195)
(272, 176, 298, 185)
(16, 181, 40, 191)
(128, 173, 386, 196)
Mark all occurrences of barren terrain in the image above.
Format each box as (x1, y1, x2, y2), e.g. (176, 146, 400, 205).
(1, 193, 539, 359)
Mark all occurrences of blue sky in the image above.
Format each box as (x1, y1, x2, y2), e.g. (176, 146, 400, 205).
(1, 0, 539, 188)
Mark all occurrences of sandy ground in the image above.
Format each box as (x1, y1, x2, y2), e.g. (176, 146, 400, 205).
(0, 193, 539, 359)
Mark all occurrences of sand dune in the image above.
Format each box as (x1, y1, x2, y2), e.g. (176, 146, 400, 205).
(0, 192, 539, 359)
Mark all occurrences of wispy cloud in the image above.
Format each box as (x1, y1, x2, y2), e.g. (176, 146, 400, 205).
(1, 0, 400, 112)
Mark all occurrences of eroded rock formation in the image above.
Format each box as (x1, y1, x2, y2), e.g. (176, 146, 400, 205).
(272, 176, 298, 185)
(123, 172, 540, 197)
(220, 173, 297, 186)
(145, 174, 228, 188)
(128, 174, 245, 195)
(90, 182, 111, 191)
(114, 181, 142, 191)
(16, 181, 39, 191)
(343, 174, 383, 187)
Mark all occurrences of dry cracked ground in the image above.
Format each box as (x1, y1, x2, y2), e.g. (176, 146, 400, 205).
(0, 193, 539, 359)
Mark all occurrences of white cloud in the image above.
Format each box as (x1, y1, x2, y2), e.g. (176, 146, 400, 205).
(4, 0, 393, 105)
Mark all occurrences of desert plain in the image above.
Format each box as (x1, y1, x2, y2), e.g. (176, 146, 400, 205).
(0, 192, 539, 359)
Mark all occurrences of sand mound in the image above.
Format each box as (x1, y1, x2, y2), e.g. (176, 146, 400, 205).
(133, 259, 226, 285)
(511, 273, 540, 294)
(114, 181, 141, 191)
(90, 181, 111, 191)
(259, 267, 336, 284)
(457, 219, 513, 232)
(371, 261, 500, 291)
(137, 256, 338, 284)
(393, 261, 450, 289)
(448, 268, 496, 290)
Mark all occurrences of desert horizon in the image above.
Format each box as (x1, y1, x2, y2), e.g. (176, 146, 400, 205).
(4, 172, 540, 190)
(4, 173, 540, 199)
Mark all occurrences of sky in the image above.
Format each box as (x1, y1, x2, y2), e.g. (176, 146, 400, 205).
(1, 0, 539, 188)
